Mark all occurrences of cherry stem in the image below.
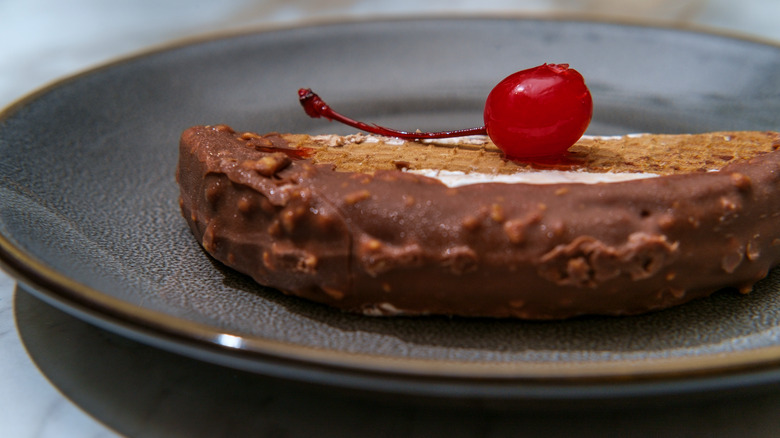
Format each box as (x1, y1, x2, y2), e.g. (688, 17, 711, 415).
(298, 88, 487, 139)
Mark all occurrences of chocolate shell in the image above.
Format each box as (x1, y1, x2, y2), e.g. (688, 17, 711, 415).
(177, 125, 780, 319)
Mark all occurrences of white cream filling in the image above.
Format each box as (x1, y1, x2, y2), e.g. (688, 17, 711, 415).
(406, 169, 659, 186)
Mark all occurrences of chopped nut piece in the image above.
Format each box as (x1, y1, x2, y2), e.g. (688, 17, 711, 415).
(503, 219, 526, 244)
(462, 215, 481, 231)
(364, 238, 383, 251)
(296, 254, 318, 273)
(237, 197, 253, 213)
(247, 136, 274, 149)
(490, 203, 505, 223)
(242, 153, 292, 177)
(730, 172, 752, 190)
(322, 287, 345, 300)
(746, 241, 761, 261)
(262, 251, 274, 270)
(344, 190, 372, 205)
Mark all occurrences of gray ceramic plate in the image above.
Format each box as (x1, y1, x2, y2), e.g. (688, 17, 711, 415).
(2, 17, 780, 401)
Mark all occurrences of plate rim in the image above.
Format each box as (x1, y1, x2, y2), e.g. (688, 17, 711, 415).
(8, 251, 780, 398)
(3, 15, 780, 394)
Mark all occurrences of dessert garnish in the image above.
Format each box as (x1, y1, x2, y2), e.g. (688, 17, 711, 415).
(298, 63, 593, 159)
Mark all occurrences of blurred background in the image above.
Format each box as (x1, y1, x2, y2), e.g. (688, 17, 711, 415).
(3, 0, 780, 109)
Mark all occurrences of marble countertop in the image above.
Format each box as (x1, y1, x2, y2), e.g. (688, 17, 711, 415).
(2, 1, 780, 436)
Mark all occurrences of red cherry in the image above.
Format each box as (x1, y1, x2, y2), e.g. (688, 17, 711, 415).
(298, 63, 592, 159)
(484, 64, 592, 158)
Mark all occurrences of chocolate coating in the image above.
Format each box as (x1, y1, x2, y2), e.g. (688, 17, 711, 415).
(177, 125, 780, 319)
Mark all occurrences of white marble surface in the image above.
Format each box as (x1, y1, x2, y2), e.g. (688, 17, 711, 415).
(2, 1, 780, 436)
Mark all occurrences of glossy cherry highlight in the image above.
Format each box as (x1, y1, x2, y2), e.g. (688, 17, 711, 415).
(484, 63, 592, 158)
(298, 63, 593, 159)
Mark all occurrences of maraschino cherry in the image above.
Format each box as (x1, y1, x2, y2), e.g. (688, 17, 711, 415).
(298, 63, 592, 159)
